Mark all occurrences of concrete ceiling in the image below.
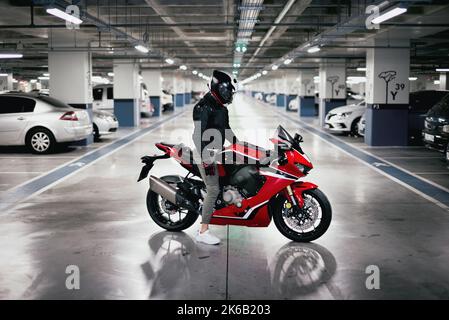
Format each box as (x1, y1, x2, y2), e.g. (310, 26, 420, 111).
(0, 0, 448, 81)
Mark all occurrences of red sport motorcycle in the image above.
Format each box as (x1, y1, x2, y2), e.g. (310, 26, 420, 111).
(138, 125, 332, 242)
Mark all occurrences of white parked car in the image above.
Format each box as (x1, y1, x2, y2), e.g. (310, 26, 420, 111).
(93, 84, 114, 113)
(288, 97, 298, 111)
(266, 93, 276, 105)
(324, 100, 366, 136)
(161, 89, 174, 112)
(92, 109, 118, 141)
(0, 93, 92, 153)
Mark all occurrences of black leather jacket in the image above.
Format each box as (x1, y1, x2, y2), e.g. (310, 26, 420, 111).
(192, 92, 238, 162)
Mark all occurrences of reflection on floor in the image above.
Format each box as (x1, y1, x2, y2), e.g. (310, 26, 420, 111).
(0, 94, 448, 299)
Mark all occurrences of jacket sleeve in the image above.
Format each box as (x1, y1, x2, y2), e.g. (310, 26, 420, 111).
(224, 108, 239, 145)
(192, 102, 211, 162)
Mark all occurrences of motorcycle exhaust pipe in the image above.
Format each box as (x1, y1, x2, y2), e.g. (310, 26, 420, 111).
(149, 176, 199, 213)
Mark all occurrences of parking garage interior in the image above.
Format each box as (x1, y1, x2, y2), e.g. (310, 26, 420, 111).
(1, 0, 449, 301)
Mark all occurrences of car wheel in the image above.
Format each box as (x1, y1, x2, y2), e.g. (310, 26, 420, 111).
(93, 123, 101, 141)
(26, 128, 56, 154)
(350, 117, 361, 137)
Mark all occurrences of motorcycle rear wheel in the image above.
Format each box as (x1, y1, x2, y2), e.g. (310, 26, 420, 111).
(272, 188, 332, 242)
(146, 176, 199, 231)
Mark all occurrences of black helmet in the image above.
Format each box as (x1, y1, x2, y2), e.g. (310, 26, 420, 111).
(210, 70, 236, 104)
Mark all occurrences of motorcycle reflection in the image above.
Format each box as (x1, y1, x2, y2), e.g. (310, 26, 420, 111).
(141, 231, 336, 299)
(267, 242, 337, 297)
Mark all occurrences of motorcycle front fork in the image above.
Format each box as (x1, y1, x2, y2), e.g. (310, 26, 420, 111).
(284, 185, 305, 215)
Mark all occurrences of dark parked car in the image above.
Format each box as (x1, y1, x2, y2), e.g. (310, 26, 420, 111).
(408, 90, 448, 145)
(422, 92, 449, 161)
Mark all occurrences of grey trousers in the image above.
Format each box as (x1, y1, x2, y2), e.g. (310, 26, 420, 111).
(194, 151, 220, 224)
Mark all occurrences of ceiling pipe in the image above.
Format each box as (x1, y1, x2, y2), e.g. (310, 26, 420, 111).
(246, 0, 297, 67)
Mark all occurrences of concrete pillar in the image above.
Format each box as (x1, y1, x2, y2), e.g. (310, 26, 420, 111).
(318, 60, 347, 126)
(439, 73, 449, 90)
(298, 71, 316, 117)
(49, 50, 93, 145)
(113, 61, 140, 126)
(184, 78, 192, 105)
(0, 73, 14, 91)
(275, 76, 287, 107)
(173, 73, 185, 107)
(365, 40, 410, 146)
(142, 69, 162, 117)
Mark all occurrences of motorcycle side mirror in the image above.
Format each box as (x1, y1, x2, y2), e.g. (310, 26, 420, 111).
(294, 133, 303, 143)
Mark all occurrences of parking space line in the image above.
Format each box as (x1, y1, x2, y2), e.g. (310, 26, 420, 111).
(0, 109, 188, 213)
(273, 110, 449, 211)
(0, 172, 45, 174)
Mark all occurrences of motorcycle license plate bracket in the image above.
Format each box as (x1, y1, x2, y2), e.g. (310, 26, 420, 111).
(137, 153, 170, 182)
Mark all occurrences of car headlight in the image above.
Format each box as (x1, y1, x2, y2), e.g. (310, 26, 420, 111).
(438, 118, 447, 124)
(443, 125, 449, 133)
(336, 112, 352, 119)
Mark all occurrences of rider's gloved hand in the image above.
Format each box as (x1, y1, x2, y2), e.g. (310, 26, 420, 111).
(202, 162, 215, 176)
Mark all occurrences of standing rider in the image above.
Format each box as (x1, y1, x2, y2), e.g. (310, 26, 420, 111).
(192, 70, 239, 245)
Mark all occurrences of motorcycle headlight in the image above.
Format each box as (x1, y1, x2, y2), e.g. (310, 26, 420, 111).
(443, 125, 449, 133)
(295, 163, 311, 175)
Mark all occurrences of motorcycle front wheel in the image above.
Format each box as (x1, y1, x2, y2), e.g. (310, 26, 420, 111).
(146, 175, 199, 232)
(272, 188, 332, 242)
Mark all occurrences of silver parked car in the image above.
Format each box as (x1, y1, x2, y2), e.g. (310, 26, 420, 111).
(0, 93, 92, 154)
(92, 109, 119, 141)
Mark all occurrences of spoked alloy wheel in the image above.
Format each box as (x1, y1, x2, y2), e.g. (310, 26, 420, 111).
(146, 176, 199, 231)
(26, 128, 55, 154)
(273, 188, 332, 242)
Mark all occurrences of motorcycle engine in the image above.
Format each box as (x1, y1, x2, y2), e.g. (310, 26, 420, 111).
(222, 186, 244, 208)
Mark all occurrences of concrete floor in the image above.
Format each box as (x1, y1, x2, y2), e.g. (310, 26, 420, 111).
(0, 94, 449, 299)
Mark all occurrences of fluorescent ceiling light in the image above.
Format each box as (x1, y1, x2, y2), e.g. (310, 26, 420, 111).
(135, 45, 149, 53)
(192, 70, 198, 75)
(199, 73, 203, 77)
(46, 8, 83, 25)
(436, 68, 449, 72)
(38, 76, 49, 80)
(307, 46, 320, 53)
(356, 67, 367, 72)
(43, 73, 50, 77)
(12, 79, 18, 83)
(434, 80, 441, 85)
(0, 73, 8, 76)
(107, 72, 114, 77)
(262, 70, 268, 75)
(233, 63, 241, 68)
(271, 65, 278, 70)
(371, 7, 407, 24)
(0, 53, 23, 59)
(283, 58, 292, 65)
(179, 65, 187, 70)
(408, 77, 417, 81)
(30, 79, 37, 83)
(165, 58, 174, 65)
(256, 73, 262, 77)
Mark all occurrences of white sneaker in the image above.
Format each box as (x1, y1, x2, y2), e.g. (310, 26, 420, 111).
(195, 230, 221, 245)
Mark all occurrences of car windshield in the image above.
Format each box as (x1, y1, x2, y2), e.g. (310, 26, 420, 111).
(427, 93, 449, 117)
(37, 95, 72, 109)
